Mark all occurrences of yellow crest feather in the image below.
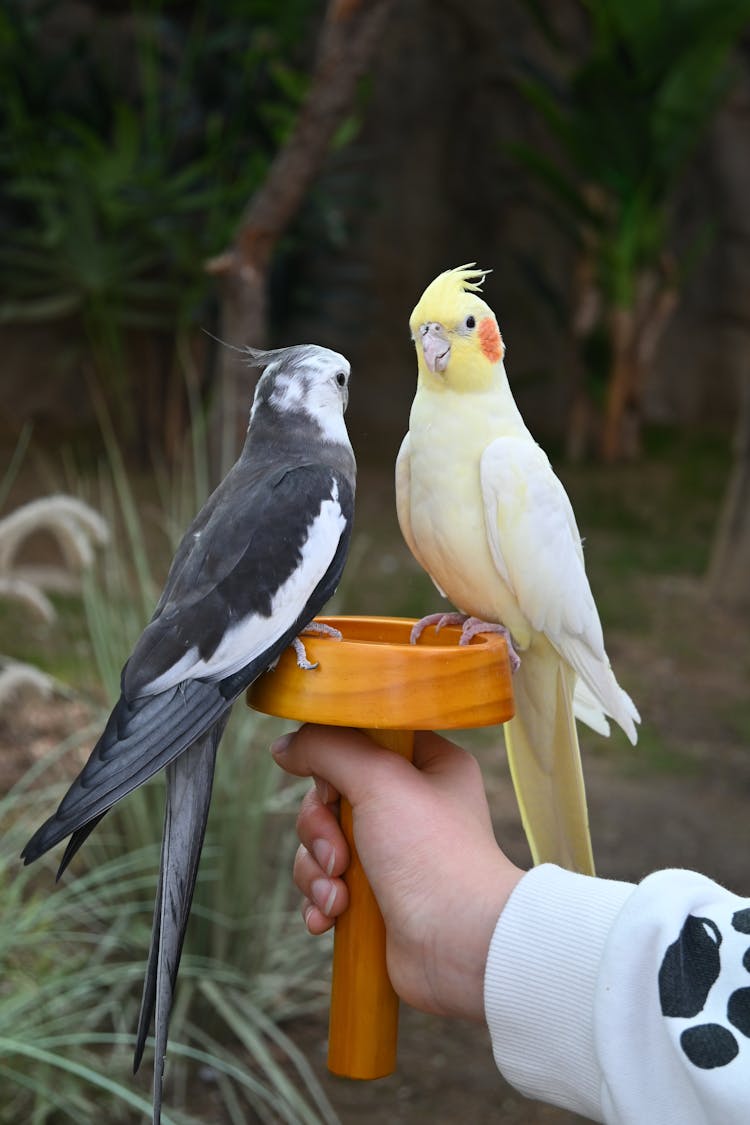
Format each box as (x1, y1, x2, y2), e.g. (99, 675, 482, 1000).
(448, 263, 491, 292)
(410, 263, 492, 332)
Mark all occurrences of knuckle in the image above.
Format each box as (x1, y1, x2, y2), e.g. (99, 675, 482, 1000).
(456, 746, 482, 781)
(295, 786, 320, 838)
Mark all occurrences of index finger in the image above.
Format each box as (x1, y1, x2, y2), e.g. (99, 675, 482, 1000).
(270, 723, 414, 805)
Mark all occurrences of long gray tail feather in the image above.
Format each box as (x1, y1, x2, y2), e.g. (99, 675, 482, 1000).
(21, 679, 228, 866)
(132, 717, 226, 1125)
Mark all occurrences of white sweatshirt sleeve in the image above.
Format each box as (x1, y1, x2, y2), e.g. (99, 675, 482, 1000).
(484, 864, 750, 1124)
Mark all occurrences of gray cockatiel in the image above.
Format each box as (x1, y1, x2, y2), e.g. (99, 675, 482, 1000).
(21, 344, 356, 1124)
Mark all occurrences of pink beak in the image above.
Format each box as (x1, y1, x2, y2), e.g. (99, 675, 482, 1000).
(420, 322, 451, 373)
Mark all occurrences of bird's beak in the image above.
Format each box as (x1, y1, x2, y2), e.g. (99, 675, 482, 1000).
(419, 322, 451, 373)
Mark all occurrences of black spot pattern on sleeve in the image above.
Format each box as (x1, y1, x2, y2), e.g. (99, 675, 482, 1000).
(732, 908, 750, 935)
(659, 916, 722, 1018)
(680, 1024, 739, 1069)
(727, 987, 750, 1039)
(659, 906, 750, 1072)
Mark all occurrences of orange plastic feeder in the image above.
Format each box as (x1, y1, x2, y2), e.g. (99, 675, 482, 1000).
(247, 615, 514, 1081)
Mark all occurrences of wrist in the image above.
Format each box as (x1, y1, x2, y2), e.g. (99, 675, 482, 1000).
(430, 850, 524, 1021)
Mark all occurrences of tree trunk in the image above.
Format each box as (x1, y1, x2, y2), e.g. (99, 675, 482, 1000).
(707, 334, 750, 609)
(565, 250, 600, 463)
(206, 0, 393, 476)
(600, 266, 677, 463)
(601, 306, 638, 463)
(705, 49, 750, 610)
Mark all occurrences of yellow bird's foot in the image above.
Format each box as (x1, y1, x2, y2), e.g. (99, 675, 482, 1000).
(458, 617, 521, 673)
(410, 611, 468, 644)
(292, 623, 343, 670)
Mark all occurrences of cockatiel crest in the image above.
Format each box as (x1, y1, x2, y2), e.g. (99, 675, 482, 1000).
(409, 263, 505, 389)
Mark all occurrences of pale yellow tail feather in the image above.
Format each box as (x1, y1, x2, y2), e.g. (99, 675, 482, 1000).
(503, 641, 595, 876)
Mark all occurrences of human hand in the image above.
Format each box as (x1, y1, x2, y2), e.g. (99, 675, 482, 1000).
(271, 725, 524, 1022)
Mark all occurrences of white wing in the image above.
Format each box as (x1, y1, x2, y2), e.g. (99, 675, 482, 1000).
(573, 679, 611, 737)
(143, 488, 347, 695)
(480, 436, 639, 742)
(480, 436, 604, 658)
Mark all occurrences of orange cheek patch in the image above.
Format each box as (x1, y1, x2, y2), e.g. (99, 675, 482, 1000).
(478, 317, 504, 364)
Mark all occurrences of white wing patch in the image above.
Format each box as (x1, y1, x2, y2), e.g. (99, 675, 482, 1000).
(145, 480, 346, 692)
(479, 438, 605, 659)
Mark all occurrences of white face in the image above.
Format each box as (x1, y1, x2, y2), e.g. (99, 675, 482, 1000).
(269, 348, 350, 417)
(255, 345, 351, 445)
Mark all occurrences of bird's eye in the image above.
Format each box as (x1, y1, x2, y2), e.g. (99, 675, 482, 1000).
(466, 315, 476, 329)
(336, 372, 347, 387)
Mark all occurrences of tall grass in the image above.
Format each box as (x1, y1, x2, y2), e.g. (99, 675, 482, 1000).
(1, 737, 167, 1123)
(3, 429, 338, 1122)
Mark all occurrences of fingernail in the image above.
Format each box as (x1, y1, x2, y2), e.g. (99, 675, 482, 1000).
(312, 838, 335, 876)
(311, 877, 337, 916)
(303, 902, 315, 928)
(270, 732, 293, 757)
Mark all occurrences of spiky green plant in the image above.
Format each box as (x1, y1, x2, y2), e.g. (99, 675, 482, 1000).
(3, 730, 336, 1123)
(1, 736, 174, 1123)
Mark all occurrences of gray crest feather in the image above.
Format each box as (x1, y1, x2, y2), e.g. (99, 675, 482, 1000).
(244, 344, 334, 370)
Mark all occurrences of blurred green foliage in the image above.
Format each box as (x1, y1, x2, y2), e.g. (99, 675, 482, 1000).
(514, 0, 750, 308)
(0, 0, 324, 437)
(510, 0, 750, 458)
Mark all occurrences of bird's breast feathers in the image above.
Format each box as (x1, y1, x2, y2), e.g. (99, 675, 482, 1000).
(402, 393, 531, 642)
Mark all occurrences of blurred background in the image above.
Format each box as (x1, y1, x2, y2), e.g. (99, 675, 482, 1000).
(1, 1, 749, 1122)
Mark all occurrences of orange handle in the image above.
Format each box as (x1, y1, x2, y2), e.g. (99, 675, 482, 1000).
(327, 728, 414, 1079)
(246, 616, 514, 1080)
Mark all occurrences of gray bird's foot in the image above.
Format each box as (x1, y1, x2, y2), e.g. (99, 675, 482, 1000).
(410, 611, 468, 645)
(292, 637, 318, 670)
(458, 617, 521, 672)
(300, 621, 343, 641)
(293, 622, 343, 670)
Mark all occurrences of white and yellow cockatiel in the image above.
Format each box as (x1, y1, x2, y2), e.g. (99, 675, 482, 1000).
(396, 264, 640, 875)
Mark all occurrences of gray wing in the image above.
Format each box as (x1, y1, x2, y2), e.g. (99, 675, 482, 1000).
(21, 463, 354, 869)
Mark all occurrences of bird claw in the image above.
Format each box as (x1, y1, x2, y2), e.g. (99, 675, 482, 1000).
(410, 612, 468, 644)
(292, 622, 343, 670)
(292, 637, 318, 670)
(300, 621, 343, 641)
(411, 612, 520, 672)
(457, 617, 521, 672)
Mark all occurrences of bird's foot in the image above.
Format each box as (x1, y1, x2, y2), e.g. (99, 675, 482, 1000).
(300, 621, 343, 641)
(457, 617, 521, 672)
(291, 637, 318, 670)
(410, 612, 468, 644)
(293, 622, 343, 670)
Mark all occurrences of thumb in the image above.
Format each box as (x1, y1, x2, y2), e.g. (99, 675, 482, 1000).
(411, 729, 478, 780)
